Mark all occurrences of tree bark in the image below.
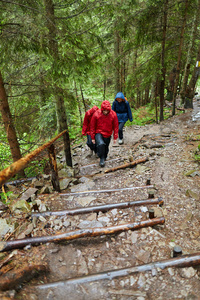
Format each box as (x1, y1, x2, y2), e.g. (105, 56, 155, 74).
(32, 197, 163, 218)
(172, 0, 189, 115)
(0, 264, 49, 291)
(44, 0, 72, 167)
(80, 85, 87, 113)
(104, 157, 149, 173)
(180, 0, 200, 105)
(74, 80, 83, 126)
(159, 0, 168, 121)
(0, 217, 165, 252)
(0, 71, 25, 177)
(188, 42, 200, 99)
(37, 252, 200, 289)
(114, 27, 121, 93)
(0, 130, 67, 186)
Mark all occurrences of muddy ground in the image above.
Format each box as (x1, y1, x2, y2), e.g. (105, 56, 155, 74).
(0, 102, 200, 300)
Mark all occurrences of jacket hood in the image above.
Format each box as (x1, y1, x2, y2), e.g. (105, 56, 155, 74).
(101, 100, 111, 112)
(115, 92, 126, 101)
(90, 106, 99, 114)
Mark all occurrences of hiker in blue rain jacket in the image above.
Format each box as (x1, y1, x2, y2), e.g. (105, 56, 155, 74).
(112, 92, 133, 144)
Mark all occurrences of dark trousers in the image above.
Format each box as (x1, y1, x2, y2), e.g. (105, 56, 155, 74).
(87, 135, 96, 152)
(95, 133, 111, 159)
(118, 122, 125, 139)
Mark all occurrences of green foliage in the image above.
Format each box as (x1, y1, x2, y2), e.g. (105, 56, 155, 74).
(0, 128, 12, 170)
(0, 191, 13, 205)
(25, 158, 49, 178)
(128, 104, 156, 126)
(194, 143, 200, 162)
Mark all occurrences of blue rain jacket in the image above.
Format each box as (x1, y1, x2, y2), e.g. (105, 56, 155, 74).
(112, 92, 133, 123)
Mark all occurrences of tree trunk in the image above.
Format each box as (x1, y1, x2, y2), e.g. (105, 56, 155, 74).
(74, 80, 83, 126)
(44, 0, 72, 167)
(159, 0, 168, 121)
(114, 27, 121, 93)
(0, 71, 25, 177)
(80, 85, 87, 113)
(180, 0, 200, 105)
(172, 0, 189, 115)
(144, 87, 150, 104)
(188, 42, 200, 99)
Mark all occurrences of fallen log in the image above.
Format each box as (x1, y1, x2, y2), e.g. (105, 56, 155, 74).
(0, 264, 49, 291)
(36, 252, 200, 290)
(104, 157, 149, 173)
(0, 130, 67, 187)
(60, 184, 154, 196)
(32, 197, 163, 218)
(0, 217, 165, 252)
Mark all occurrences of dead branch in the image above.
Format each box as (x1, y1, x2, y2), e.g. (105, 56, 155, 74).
(0, 253, 14, 270)
(36, 252, 200, 289)
(0, 217, 165, 252)
(0, 264, 49, 291)
(60, 184, 154, 196)
(0, 130, 67, 187)
(104, 157, 149, 173)
(32, 197, 164, 218)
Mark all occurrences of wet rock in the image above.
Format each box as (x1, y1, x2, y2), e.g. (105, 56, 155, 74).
(135, 249, 151, 263)
(11, 199, 31, 214)
(185, 189, 199, 200)
(34, 199, 47, 212)
(19, 188, 38, 202)
(59, 178, 72, 190)
(63, 220, 71, 228)
(58, 167, 75, 178)
(179, 267, 197, 278)
(137, 273, 146, 287)
(33, 180, 44, 189)
(16, 222, 31, 239)
(76, 249, 88, 275)
(70, 180, 95, 192)
(97, 216, 110, 226)
(87, 213, 96, 221)
(0, 218, 14, 237)
(130, 232, 138, 244)
(40, 185, 52, 194)
(168, 267, 175, 276)
(78, 220, 103, 229)
(77, 196, 96, 206)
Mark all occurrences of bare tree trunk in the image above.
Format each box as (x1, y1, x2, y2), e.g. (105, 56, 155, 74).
(80, 85, 87, 113)
(103, 78, 106, 100)
(44, 0, 72, 167)
(159, 0, 168, 121)
(188, 42, 200, 98)
(0, 71, 25, 177)
(180, 0, 200, 105)
(114, 27, 121, 93)
(144, 87, 150, 104)
(74, 80, 83, 126)
(172, 0, 189, 115)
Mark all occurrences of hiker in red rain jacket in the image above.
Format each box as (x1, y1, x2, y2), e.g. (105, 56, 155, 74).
(82, 106, 99, 156)
(90, 100, 118, 167)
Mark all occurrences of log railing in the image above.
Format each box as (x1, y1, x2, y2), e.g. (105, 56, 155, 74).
(0, 130, 67, 189)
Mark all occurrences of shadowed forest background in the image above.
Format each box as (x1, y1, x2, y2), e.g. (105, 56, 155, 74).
(0, 0, 200, 177)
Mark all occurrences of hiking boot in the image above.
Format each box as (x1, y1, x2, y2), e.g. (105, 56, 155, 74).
(118, 139, 124, 145)
(99, 157, 105, 167)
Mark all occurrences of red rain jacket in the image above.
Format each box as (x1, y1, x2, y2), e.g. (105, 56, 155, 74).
(90, 100, 119, 140)
(82, 106, 99, 135)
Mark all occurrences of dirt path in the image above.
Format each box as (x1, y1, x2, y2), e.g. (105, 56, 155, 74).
(2, 104, 200, 300)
